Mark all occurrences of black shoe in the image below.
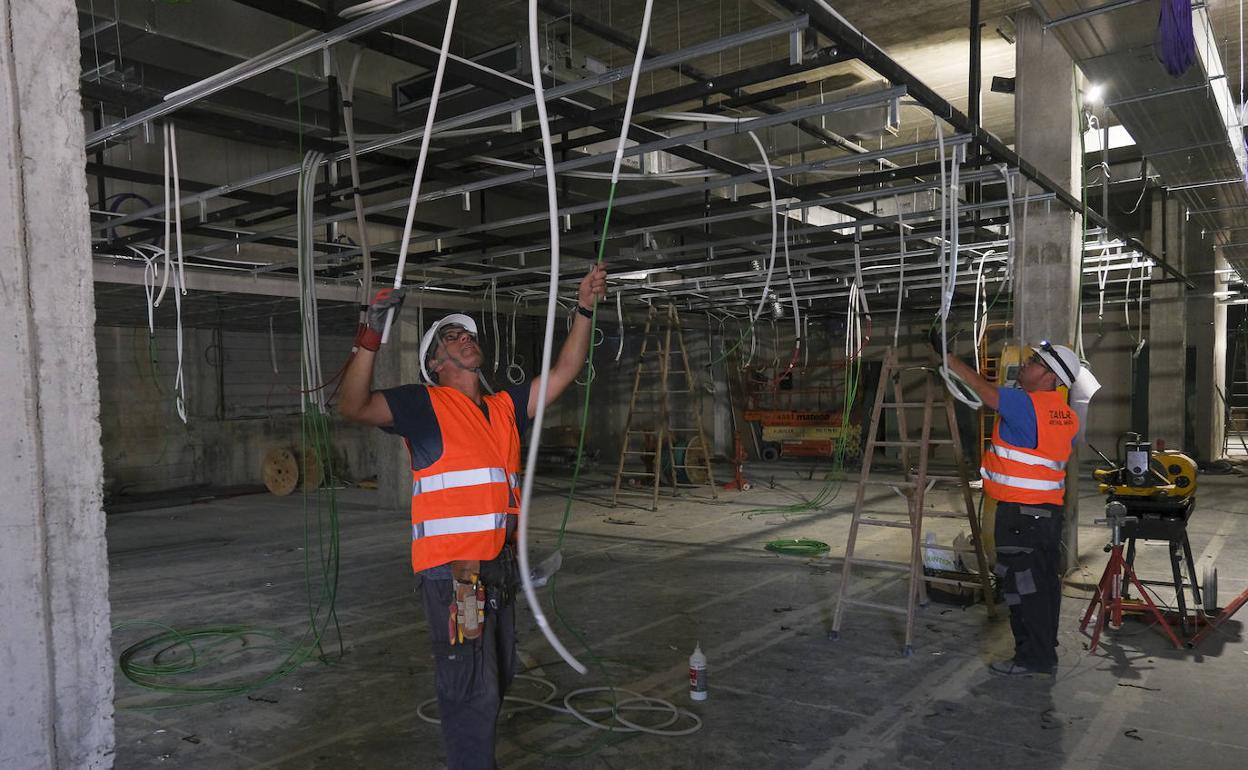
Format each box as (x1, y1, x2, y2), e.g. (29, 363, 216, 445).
(988, 659, 1054, 678)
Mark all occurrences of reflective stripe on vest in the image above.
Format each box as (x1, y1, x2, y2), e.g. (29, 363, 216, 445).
(979, 468, 1064, 491)
(989, 445, 1067, 471)
(412, 512, 514, 540)
(412, 467, 518, 496)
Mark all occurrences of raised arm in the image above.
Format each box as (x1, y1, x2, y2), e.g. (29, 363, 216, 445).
(929, 325, 999, 411)
(337, 289, 402, 427)
(527, 264, 608, 419)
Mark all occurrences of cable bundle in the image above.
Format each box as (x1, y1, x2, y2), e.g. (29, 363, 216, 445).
(1156, 0, 1196, 77)
(297, 151, 328, 412)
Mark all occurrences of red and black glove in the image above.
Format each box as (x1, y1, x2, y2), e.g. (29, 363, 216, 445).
(355, 287, 406, 352)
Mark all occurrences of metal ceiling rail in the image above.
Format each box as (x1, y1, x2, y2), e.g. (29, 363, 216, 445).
(312, 165, 1006, 279)
(84, 0, 445, 149)
(183, 87, 907, 259)
(778, 0, 1194, 290)
(93, 14, 810, 234)
(394, 133, 970, 265)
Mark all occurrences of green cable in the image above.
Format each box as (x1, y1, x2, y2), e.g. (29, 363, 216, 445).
(114, 73, 344, 709)
(764, 538, 830, 557)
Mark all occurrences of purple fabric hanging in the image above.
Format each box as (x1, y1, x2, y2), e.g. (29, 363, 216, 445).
(1156, 0, 1196, 77)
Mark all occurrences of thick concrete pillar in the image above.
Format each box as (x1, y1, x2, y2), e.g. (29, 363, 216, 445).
(375, 309, 424, 513)
(0, 0, 113, 767)
(1013, 10, 1082, 346)
(1013, 10, 1082, 572)
(1147, 193, 1187, 449)
(1188, 239, 1228, 462)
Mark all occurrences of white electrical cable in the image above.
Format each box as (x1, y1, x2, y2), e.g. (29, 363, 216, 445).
(614, 291, 625, 362)
(893, 196, 906, 346)
(932, 127, 982, 408)
(416, 676, 701, 736)
(169, 125, 187, 297)
(379, 0, 460, 344)
(491, 279, 501, 374)
(338, 49, 374, 309)
(154, 125, 173, 307)
(506, 300, 525, 384)
(269, 315, 279, 374)
(519, 0, 585, 675)
(745, 131, 780, 326)
(609, 0, 655, 185)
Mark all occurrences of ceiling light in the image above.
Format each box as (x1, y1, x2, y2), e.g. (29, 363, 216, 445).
(1085, 84, 1104, 104)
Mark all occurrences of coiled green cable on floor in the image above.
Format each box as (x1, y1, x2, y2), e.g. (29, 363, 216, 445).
(764, 538, 831, 557)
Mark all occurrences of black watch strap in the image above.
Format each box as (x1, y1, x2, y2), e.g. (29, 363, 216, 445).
(575, 304, 594, 319)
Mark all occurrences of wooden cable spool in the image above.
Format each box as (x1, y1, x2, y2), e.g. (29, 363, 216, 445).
(262, 446, 322, 496)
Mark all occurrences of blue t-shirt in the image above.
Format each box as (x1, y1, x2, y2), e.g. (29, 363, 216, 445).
(996, 387, 1076, 449)
(380, 383, 532, 471)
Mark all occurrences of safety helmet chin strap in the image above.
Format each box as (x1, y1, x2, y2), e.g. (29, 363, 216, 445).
(429, 340, 495, 394)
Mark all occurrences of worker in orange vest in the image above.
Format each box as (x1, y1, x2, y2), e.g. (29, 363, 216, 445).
(339, 264, 607, 768)
(934, 333, 1085, 677)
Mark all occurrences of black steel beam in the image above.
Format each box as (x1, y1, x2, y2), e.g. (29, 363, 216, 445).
(775, 0, 1193, 288)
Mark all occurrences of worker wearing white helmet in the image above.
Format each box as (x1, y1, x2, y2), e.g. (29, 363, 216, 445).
(933, 333, 1093, 678)
(338, 264, 608, 768)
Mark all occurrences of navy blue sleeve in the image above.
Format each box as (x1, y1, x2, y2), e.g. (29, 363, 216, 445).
(379, 384, 444, 470)
(505, 383, 532, 438)
(995, 387, 1038, 449)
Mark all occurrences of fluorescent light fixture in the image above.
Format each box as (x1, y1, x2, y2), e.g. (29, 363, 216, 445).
(616, 270, 650, 280)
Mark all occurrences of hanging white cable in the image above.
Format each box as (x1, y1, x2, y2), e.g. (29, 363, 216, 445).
(379, 0, 460, 344)
(506, 300, 525, 385)
(608, 0, 655, 184)
(338, 49, 374, 309)
(614, 291, 625, 362)
(172, 261, 187, 424)
(745, 131, 780, 325)
(932, 131, 982, 408)
(780, 210, 801, 365)
(154, 125, 173, 308)
(893, 196, 906, 346)
(1096, 249, 1111, 322)
(491, 279, 501, 374)
(972, 250, 991, 372)
(169, 124, 187, 297)
(518, 0, 585, 676)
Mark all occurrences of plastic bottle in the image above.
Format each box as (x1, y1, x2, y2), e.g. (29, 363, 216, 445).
(688, 642, 707, 701)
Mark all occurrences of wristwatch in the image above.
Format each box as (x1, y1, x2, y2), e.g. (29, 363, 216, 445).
(575, 304, 594, 319)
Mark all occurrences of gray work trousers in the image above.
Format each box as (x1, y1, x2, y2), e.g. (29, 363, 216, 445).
(994, 501, 1064, 672)
(418, 571, 518, 770)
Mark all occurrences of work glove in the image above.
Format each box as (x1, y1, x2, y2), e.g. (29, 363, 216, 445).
(355, 287, 406, 352)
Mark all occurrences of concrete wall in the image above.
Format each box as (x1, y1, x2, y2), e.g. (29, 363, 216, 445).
(96, 325, 377, 498)
(0, 0, 113, 765)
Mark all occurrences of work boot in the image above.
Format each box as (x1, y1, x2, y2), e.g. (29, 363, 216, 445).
(988, 658, 1054, 678)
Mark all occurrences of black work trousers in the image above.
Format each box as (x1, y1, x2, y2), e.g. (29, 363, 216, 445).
(993, 501, 1064, 671)
(418, 561, 518, 770)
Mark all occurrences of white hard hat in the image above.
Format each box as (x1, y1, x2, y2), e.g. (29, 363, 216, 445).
(1033, 340, 1082, 388)
(419, 313, 478, 384)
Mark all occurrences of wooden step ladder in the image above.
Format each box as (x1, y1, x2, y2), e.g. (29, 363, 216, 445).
(612, 304, 718, 510)
(829, 348, 996, 655)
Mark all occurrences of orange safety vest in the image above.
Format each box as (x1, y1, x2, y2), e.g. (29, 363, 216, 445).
(980, 390, 1078, 506)
(408, 387, 522, 573)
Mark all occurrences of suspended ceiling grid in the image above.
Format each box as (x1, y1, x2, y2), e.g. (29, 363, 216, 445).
(81, 0, 1198, 330)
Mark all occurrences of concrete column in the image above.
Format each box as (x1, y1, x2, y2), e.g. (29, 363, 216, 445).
(1013, 9, 1082, 572)
(1188, 237, 1228, 462)
(0, 0, 113, 767)
(1147, 193, 1187, 449)
(375, 309, 424, 513)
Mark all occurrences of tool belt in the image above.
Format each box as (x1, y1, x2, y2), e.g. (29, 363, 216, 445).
(447, 545, 518, 645)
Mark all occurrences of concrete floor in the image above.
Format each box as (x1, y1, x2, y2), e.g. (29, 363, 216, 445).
(107, 464, 1248, 769)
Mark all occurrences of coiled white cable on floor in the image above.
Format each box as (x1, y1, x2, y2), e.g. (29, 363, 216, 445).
(416, 676, 702, 736)
(379, 0, 459, 344)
